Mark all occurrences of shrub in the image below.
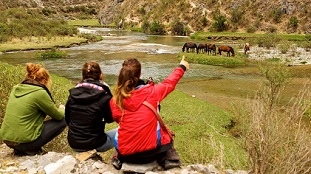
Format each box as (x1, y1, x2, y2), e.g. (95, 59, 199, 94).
(233, 63, 311, 174)
(34, 48, 68, 59)
(170, 20, 188, 36)
(277, 41, 291, 54)
(211, 14, 227, 32)
(149, 20, 166, 35)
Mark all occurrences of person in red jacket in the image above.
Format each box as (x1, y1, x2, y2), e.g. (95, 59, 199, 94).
(110, 56, 189, 170)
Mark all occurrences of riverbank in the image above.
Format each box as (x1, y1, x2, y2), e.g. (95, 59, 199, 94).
(0, 36, 88, 53)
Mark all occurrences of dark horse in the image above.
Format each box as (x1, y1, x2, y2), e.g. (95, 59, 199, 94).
(207, 44, 216, 55)
(197, 43, 207, 54)
(182, 42, 197, 53)
(218, 45, 235, 57)
(244, 43, 250, 54)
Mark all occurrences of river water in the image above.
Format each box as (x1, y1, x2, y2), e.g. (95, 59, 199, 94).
(1, 28, 310, 111)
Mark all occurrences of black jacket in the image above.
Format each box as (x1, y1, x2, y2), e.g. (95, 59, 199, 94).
(65, 79, 113, 150)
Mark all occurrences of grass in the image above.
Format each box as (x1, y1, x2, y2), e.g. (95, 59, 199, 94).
(193, 31, 308, 42)
(177, 52, 247, 67)
(67, 19, 102, 26)
(0, 36, 87, 52)
(0, 62, 248, 171)
(68, 19, 116, 28)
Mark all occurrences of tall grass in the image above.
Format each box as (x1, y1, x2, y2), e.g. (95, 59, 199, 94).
(232, 62, 311, 174)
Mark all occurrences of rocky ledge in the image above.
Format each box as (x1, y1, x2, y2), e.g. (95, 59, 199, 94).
(0, 144, 249, 174)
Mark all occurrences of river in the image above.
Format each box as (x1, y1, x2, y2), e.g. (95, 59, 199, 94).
(0, 28, 310, 110)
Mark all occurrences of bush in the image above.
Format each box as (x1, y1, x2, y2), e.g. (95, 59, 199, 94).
(170, 20, 188, 36)
(211, 15, 227, 32)
(149, 20, 166, 35)
(34, 48, 68, 59)
(233, 63, 311, 174)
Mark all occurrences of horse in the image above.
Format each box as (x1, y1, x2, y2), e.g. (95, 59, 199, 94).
(244, 43, 250, 54)
(197, 43, 208, 54)
(207, 44, 216, 55)
(182, 42, 197, 53)
(218, 45, 235, 57)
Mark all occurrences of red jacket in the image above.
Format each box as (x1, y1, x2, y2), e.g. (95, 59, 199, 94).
(110, 66, 185, 156)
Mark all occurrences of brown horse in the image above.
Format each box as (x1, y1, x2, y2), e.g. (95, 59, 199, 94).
(218, 45, 235, 57)
(197, 43, 208, 54)
(207, 44, 216, 55)
(182, 42, 197, 53)
(244, 43, 250, 54)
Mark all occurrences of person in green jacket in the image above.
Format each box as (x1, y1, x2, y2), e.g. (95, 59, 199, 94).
(0, 63, 66, 156)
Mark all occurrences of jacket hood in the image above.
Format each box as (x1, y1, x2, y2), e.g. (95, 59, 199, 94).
(69, 81, 111, 104)
(13, 84, 43, 98)
(122, 84, 152, 112)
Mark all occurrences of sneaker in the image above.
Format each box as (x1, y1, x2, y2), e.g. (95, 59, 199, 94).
(162, 160, 182, 170)
(111, 156, 122, 170)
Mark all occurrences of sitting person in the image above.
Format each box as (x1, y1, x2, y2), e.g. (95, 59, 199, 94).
(65, 61, 117, 152)
(0, 63, 66, 156)
(110, 56, 189, 170)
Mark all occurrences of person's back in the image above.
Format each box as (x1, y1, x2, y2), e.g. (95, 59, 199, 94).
(65, 61, 117, 152)
(0, 63, 66, 156)
(110, 56, 190, 170)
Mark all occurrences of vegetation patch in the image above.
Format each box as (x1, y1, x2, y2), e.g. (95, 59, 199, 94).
(178, 53, 246, 67)
(35, 48, 68, 59)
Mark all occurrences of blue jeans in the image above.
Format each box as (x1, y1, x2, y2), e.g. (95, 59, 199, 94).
(95, 128, 118, 152)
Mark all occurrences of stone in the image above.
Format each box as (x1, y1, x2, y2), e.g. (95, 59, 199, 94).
(122, 161, 158, 173)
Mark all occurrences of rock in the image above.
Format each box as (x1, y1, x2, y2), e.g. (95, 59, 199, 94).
(44, 155, 77, 174)
(122, 161, 159, 173)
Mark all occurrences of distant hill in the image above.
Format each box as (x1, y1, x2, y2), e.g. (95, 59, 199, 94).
(0, 0, 310, 34)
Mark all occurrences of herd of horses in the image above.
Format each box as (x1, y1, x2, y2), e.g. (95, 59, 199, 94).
(182, 42, 250, 57)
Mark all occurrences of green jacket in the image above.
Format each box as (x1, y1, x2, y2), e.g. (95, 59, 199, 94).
(0, 84, 64, 143)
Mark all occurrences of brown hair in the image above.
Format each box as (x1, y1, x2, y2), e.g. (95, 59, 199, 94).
(82, 61, 102, 80)
(113, 58, 141, 111)
(25, 63, 51, 89)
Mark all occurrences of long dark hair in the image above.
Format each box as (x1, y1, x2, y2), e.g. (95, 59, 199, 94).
(113, 58, 141, 111)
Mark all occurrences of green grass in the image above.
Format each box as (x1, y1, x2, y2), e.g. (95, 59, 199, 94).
(67, 19, 102, 26)
(178, 52, 247, 67)
(0, 62, 248, 170)
(0, 36, 87, 52)
(67, 19, 116, 28)
(193, 31, 307, 42)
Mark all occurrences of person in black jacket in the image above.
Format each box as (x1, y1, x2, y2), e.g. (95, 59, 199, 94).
(65, 61, 117, 152)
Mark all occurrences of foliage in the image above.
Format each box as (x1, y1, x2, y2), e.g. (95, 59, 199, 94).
(233, 62, 311, 173)
(0, 8, 78, 43)
(170, 20, 188, 36)
(178, 53, 246, 67)
(271, 8, 282, 23)
(149, 20, 166, 35)
(0, 63, 24, 124)
(255, 34, 282, 49)
(288, 16, 298, 28)
(211, 15, 227, 32)
(34, 48, 68, 59)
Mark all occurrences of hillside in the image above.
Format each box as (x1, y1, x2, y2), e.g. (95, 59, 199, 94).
(0, 0, 310, 34)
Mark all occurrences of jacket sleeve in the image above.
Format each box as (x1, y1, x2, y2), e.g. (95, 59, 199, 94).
(35, 90, 64, 120)
(65, 96, 71, 125)
(153, 66, 185, 102)
(102, 95, 114, 123)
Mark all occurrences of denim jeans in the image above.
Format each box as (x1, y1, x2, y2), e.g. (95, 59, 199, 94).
(95, 128, 118, 152)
